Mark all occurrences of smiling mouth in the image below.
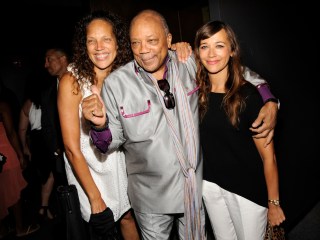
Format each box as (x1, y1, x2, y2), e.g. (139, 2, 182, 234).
(95, 53, 110, 60)
(140, 56, 156, 65)
(141, 57, 152, 62)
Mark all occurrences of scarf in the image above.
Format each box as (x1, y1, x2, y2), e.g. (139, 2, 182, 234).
(147, 56, 204, 240)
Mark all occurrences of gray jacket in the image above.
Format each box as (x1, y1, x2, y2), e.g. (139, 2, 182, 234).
(102, 51, 202, 214)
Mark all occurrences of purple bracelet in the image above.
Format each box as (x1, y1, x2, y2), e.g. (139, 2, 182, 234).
(256, 83, 277, 103)
(89, 128, 112, 154)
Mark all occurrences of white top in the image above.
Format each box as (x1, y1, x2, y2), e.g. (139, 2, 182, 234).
(63, 65, 130, 222)
(29, 103, 42, 130)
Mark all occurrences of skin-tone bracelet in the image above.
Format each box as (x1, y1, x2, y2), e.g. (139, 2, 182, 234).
(268, 199, 280, 206)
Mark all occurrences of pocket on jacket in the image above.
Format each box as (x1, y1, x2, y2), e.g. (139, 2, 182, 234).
(119, 99, 155, 140)
(120, 100, 151, 118)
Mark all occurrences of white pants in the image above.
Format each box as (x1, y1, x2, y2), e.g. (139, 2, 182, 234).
(202, 180, 267, 240)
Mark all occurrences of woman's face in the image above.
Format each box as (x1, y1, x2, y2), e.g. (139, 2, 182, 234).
(86, 19, 118, 73)
(199, 28, 232, 75)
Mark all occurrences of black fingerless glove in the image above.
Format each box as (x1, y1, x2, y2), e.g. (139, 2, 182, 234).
(89, 207, 119, 239)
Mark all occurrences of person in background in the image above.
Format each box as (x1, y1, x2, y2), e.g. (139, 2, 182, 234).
(43, 47, 69, 188)
(57, 10, 140, 240)
(0, 79, 21, 132)
(195, 20, 285, 240)
(82, 9, 278, 240)
(0, 97, 40, 238)
(19, 79, 55, 221)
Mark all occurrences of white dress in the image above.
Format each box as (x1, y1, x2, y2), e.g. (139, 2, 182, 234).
(63, 65, 130, 222)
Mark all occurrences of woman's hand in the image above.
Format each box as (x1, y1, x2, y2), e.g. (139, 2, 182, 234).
(81, 85, 107, 128)
(267, 204, 286, 226)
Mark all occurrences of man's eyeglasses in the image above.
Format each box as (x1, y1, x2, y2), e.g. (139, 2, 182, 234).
(158, 79, 175, 109)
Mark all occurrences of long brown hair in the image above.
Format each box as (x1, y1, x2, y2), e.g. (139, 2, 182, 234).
(194, 20, 246, 128)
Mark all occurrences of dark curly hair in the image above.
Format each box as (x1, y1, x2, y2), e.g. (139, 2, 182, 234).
(71, 10, 132, 86)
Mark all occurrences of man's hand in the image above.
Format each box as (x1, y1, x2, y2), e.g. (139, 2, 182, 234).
(170, 42, 192, 63)
(250, 101, 278, 147)
(81, 85, 107, 128)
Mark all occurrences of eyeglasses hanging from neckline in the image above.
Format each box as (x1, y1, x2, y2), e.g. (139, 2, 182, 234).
(158, 79, 175, 110)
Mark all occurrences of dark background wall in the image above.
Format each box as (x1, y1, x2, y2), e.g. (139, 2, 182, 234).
(208, 0, 319, 233)
(1, 0, 319, 236)
(0, 0, 208, 105)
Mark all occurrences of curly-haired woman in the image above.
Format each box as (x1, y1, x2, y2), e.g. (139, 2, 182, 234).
(57, 10, 139, 239)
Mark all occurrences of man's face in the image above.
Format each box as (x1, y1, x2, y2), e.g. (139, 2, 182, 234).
(44, 50, 65, 78)
(130, 14, 172, 79)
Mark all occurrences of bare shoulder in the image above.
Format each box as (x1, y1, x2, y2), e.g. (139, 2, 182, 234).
(59, 71, 76, 86)
(58, 72, 82, 106)
(59, 72, 80, 93)
(21, 99, 32, 115)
